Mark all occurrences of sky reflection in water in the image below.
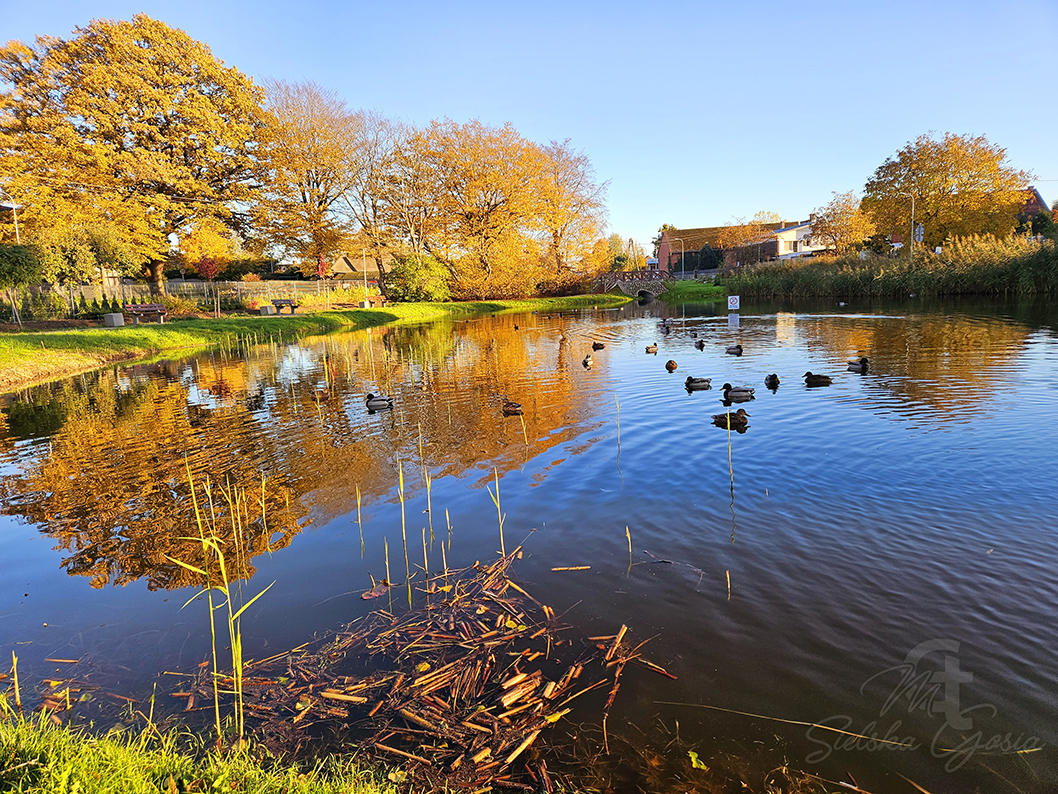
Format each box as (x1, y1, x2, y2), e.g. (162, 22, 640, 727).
(2, 298, 1057, 791)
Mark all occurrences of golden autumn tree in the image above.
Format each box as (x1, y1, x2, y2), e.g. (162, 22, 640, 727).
(413, 119, 545, 299)
(809, 191, 876, 252)
(254, 79, 359, 267)
(715, 211, 782, 264)
(339, 110, 403, 268)
(0, 15, 266, 290)
(862, 132, 1033, 249)
(535, 139, 609, 289)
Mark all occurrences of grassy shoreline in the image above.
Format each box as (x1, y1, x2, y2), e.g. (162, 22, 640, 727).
(0, 715, 395, 794)
(0, 293, 630, 393)
(658, 281, 726, 302)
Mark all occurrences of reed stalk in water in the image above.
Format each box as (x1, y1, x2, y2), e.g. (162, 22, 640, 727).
(488, 468, 506, 557)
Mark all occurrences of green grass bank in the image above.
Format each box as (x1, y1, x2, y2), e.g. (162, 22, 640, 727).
(658, 281, 726, 302)
(0, 293, 630, 392)
(715, 236, 1058, 299)
(0, 716, 395, 794)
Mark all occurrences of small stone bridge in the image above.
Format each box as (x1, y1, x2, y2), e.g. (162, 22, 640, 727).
(593, 270, 674, 299)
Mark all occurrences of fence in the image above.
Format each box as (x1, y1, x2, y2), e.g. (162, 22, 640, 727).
(0, 279, 378, 322)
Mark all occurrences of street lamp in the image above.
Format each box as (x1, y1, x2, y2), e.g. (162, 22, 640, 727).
(672, 237, 685, 279)
(898, 191, 915, 264)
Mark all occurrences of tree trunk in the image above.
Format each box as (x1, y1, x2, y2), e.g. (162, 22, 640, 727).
(145, 260, 165, 295)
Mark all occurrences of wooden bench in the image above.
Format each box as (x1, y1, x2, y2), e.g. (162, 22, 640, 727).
(271, 298, 299, 314)
(124, 303, 167, 324)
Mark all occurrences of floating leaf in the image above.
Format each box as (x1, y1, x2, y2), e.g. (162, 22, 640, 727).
(362, 582, 388, 600)
(416, 662, 431, 673)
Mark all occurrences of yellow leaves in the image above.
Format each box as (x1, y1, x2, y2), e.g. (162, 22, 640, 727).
(863, 132, 1032, 247)
(810, 191, 876, 253)
(0, 14, 265, 267)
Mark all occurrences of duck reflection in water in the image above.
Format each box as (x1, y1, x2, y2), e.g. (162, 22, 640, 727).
(712, 408, 750, 433)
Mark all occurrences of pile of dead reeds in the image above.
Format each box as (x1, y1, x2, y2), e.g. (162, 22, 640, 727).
(175, 547, 674, 791)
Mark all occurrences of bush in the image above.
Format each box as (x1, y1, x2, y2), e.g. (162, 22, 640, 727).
(157, 293, 201, 317)
(383, 254, 451, 302)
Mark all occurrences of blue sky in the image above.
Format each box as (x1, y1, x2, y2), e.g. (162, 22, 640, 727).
(5, 0, 1057, 248)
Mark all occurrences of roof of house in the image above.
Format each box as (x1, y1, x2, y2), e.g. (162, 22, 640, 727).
(1023, 186, 1049, 215)
(661, 221, 806, 250)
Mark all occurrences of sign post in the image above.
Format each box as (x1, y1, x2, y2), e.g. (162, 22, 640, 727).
(728, 295, 740, 328)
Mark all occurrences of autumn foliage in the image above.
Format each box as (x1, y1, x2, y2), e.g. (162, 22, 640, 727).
(0, 15, 610, 300)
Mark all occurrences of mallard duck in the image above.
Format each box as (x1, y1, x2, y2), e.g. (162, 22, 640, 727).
(592, 341, 605, 350)
(690, 331, 698, 338)
(694, 340, 705, 351)
(765, 374, 780, 389)
(501, 398, 523, 416)
(721, 383, 755, 402)
(685, 376, 712, 391)
(804, 372, 833, 387)
(645, 343, 658, 354)
(847, 356, 869, 373)
(712, 408, 751, 427)
(726, 344, 743, 356)
(583, 353, 593, 369)
(365, 393, 394, 410)
(665, 360, 678, 372)
(514, 324, 519, 330)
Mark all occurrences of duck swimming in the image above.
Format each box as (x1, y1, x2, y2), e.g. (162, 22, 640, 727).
(365, 393, 394, 411)
(726, 344, 743, 356)
(804, 372, 833, 387)
(583, 353, 593, 369)
(847, 356, 869, 373)
(694, 340, 705, 351)
(501, 398, 523, 416)
(721, 383, 755, 402)
(712, 408, 751, 428)
(685, 376, 712, 390)
(645, 343, 658, 354)
(592, 341, 605, 350)
(764, 374, 780, 389)
(665, 360, 678, 372)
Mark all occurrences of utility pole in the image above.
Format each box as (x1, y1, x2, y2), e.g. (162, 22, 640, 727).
(899, 191, 915, 264)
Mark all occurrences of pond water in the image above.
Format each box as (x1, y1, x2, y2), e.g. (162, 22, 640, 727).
(2, 297, 1057, 791)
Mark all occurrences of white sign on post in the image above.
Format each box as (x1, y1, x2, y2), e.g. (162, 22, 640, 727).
(728, 295, 740, 311)
(728, 313, 740, 329)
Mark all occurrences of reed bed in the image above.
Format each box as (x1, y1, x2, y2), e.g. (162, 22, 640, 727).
(716, 236, 1058, 298)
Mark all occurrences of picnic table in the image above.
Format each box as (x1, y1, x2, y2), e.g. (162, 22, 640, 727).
(123, 303, 167, 324)
(271, 298, 299, 314)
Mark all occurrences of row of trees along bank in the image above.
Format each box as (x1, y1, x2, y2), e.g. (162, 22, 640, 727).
(0, 15, 609, 301)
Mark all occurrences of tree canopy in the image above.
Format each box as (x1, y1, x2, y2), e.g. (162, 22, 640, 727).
(1, 16, 612, 300)
(809, 191, 876, 252)
(862, 132, 1032, 249)
(254, 79, 359, 266)
(0, 14, 267, 287)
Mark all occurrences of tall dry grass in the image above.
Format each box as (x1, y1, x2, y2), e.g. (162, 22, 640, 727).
(715, 236, 1058, 298)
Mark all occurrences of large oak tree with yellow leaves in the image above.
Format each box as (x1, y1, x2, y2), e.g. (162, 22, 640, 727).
(0, 14, 266, 290)
(862, 132, 1032, 249)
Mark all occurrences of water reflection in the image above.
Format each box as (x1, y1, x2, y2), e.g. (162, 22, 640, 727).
(2, 299, 1058, 792)
(1, 313, 616, 589)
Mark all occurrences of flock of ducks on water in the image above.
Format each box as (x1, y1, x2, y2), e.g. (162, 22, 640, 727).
(362, 316, 870, 430)
(643, 317, 871, 432)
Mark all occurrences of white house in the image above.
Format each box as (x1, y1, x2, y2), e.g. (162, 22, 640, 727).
(770, 221, 827, 260)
